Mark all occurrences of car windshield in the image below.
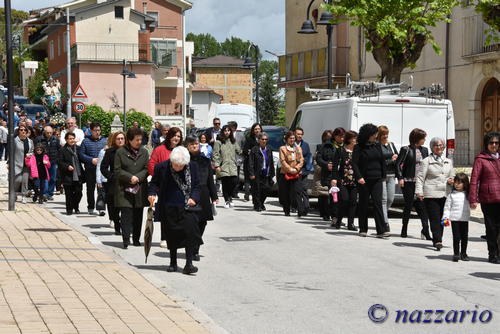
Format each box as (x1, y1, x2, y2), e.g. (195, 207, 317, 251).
(265, 129, 285, 151)
(24, 105, 45, 116)
(15, 97, 29, 105)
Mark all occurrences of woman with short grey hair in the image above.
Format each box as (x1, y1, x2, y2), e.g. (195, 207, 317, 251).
(416, 137, 455, 251)
(148, 146, 202, 275)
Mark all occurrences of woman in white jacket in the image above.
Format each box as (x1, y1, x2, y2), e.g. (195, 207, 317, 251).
(416, 137, 455, 251)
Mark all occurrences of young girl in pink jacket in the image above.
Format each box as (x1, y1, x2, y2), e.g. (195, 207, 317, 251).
(25, 144, 51, 204)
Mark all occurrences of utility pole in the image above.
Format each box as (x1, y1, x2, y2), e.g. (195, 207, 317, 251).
(66, 7, 72, 118)
(4, 0, 15, 210)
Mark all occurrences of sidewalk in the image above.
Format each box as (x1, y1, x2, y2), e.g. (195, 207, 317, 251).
(0, 188, 210, 334)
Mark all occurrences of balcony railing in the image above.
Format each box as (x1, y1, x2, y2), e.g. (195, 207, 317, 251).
(463, 15, 500, 57)
(70, 42, 177, 67)
(278, 46, 350, 85)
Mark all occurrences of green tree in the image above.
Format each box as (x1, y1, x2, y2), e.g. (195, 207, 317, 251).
(274, 107, 287, 127)
(474, 0, 500, 45)
(220, 36, 261, 60)
(258, 60, 282, 125)
(325, 0, 458, 83)
(27, 59, 48, 104)
(186, 33, 222, 57)
(0, 8, 29, 64)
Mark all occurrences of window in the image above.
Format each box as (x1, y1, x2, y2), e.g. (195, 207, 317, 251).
(146, 11, 159, 27)
(57, 36, 61, 56)
(114, 6, 124, 19)
(155, 88, 160, 104)
(49, 40, 54, 60)
(63, 32, 67, 53)
(151, 40, 177, 67)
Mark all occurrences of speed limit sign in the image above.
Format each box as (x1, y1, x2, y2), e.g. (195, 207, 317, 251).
(73, 102, 86, 113)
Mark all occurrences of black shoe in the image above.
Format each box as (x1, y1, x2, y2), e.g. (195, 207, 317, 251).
(260, 204, 266, 211)
(133, 241, 141, 247)
(291, 208, 297, 213)
(193, 254, 200, 262)
(166, 265, 178, 272)
(347, 224, 358, 231)
(452, 255, 459, 262)
(38, 198, 43, 204)
(488, 256, 499, 264)
(385, 223, 390, 233)
(243, 194, 249, 201)
(33, 196, 37, 203)
(322, 216, 330, 221)
(481, 235, 487, 240)
(114, 230, 121, 236)
(42, 196, 48, 202)
(123, 242, 128, 249)
(284, 212, 290, 216)
(74, 209, 80, 214)
(233, 194, 240, 199)
(183, 264, 198, 275)
(401, 224, 408, 238)
(435, 242, 443, 251)
(66, 210, 73, 216)
(254, 207, 261, 212)
(335, 221, 341, 229)
(460, 254, 470, 261)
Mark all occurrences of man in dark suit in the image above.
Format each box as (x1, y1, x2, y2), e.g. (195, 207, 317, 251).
(204, 118, 222, 147)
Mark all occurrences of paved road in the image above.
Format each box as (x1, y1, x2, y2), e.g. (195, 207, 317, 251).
(38, 185, 500, 334)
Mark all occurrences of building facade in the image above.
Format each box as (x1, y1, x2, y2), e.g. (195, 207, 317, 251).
(24, 0, 193, 118)
(282, 1, 500, 165)
(192, 55, 253, 106)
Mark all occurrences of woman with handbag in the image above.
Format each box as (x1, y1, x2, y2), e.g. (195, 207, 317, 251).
(114, 127, 149, 249)
(416, 137, 455, 251)
(212, 125, 242, 209)
(278, 131, 305, 217)
(99, 131, 125, 235)
(148, 146, 202, 275)
(395, 128, 431, 239)
(185, 136, 218, 261)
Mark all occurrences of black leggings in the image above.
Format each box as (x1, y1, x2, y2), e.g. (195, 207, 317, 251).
(120, 207, 143, 244)
(402, 181, 429, 226)
(424, 198, 446, 244)
(482, 203, 500, 258)
(451, 221, 468, 255)
(64, 182, 82, 213)
(221, 176, 237, 202)
(338, 185, 357, 226)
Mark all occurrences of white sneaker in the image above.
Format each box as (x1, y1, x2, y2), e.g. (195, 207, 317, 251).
(224, 201, 230, 209)
(21, 196, 26, 204)
(229, 201, 234, 208)
(109, 220, 114, 228)
(160, 240, 168, 248)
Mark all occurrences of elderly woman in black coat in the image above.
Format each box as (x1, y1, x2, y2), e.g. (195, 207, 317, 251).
(148, 146, 201, 275)
(185, 135, 218, 261)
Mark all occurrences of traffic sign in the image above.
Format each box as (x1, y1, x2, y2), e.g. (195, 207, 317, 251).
(72, 84, 88, 99)
(73, 101, 86, 113)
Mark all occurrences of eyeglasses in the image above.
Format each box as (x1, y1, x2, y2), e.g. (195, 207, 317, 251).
(260, 138, 268, 141)
(434, 144, 444, 148)
(489, 141, 499, 145)
(19, 129, 27, 132)
(214, 123, 221, 125)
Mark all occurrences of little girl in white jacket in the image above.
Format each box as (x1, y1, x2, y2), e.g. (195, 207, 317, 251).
(442, 173, 471, 262)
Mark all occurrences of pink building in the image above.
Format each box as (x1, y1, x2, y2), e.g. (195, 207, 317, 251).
(24, 0, 193, 117)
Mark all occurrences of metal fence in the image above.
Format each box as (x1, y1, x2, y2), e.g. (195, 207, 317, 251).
(454, 129, 470, 166)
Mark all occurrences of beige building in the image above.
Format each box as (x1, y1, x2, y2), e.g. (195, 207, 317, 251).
(192, 55, 253, 105)
(282, 1, 500, 165)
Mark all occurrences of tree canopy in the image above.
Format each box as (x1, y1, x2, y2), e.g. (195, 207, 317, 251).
(324, 0, 458, 83)
(474, 0, 500, 45)
(187, 33, 261, 60)
(0, 8, 29, 63)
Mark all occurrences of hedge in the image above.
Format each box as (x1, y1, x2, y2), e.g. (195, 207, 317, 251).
(80, 104, 153, 137)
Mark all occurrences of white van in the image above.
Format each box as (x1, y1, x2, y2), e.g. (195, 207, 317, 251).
(290, 94, 455, 196)
(212, 103, 257, 129)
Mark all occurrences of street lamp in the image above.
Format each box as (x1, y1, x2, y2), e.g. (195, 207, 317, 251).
(242, 43, 260, 123)
(298, 0, 337, 89)
(121, 59, 136, 131)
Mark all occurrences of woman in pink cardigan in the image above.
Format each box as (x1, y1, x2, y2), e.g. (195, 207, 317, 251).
(25, 144, 51, 204)
(469, 132, 500, 264)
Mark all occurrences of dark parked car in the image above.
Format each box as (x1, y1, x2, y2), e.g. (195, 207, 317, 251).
(21, 104, 48, 120)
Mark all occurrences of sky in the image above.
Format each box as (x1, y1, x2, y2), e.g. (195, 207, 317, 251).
(11, 0, 285, 60)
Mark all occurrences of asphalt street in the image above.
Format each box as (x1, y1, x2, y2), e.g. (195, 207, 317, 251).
(38, 189, 500, 334)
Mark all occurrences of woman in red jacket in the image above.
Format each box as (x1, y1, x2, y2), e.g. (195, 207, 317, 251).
(469, 132, 500, 264)
(148, 127, 183, 248)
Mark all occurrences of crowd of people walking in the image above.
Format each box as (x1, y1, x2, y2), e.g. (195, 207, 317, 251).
(7, 111, 500, 269)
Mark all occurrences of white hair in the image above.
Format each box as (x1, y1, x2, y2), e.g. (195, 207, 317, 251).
(170, 146, 190, 166)
(429, 137, 445, 149)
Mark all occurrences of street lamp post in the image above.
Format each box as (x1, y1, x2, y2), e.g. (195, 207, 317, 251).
(298, 0, 336, 90)
(121, 59, 136, 131)
(242, 43, 260, 123)
(4, 0, 15, 210)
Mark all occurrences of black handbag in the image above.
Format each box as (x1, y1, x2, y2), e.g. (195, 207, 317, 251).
(96, 187, 106, 211)
(185, 204, 202, 212)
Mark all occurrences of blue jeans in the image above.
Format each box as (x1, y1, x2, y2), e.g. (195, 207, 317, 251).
(44, 163, 58, 197)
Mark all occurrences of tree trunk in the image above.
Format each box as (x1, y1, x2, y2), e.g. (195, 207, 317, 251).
(382, 67, 403, 84)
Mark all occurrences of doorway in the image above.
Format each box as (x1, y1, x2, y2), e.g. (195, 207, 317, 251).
(481, 78, 500, 138)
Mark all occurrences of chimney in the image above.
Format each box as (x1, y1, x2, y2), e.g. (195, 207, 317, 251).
(142, 1, 147, 13)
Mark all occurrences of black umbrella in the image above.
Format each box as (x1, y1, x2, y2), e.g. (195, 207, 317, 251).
(144, 207, 154, 263)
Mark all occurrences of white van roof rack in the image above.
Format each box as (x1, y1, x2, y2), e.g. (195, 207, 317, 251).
(305, 74, 445, 101)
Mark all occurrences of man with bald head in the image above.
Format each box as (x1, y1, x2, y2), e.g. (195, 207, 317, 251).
(60, 117, 85, 146)
(35, 126, 61, 200)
